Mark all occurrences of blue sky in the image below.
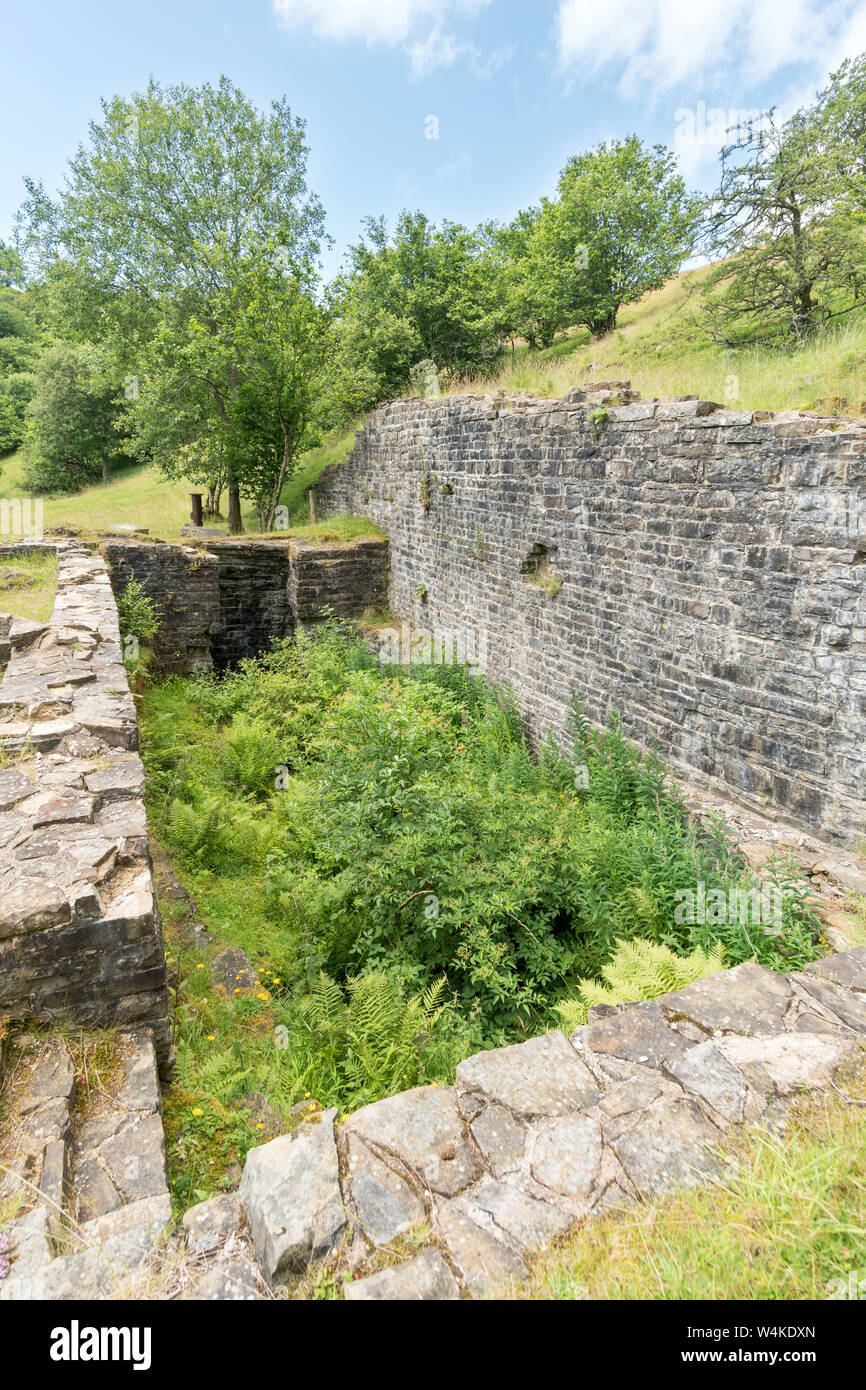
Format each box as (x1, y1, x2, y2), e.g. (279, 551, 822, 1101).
(3, 0, 866, 278)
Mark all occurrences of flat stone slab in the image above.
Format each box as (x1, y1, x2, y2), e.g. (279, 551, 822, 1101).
(469, 1180, 572, 1251)
(611, 1100, 722, 1196)
(0, 767, 37, 812)
(179, 1259, 264, 1301)
(587, 1000, 694, 1068)
(240, 1109, 345, 1284)
(456, 1031, 599, 1118)
(530, 1114, 604, 1207)
(344, 1250, 460, 1301)
(659, 962, 792, 1036)
(346, 1136, 425, 1246)
(804, 948, 866, 993)
(715, 1032, 854, 1095)
(790, 974, 866, 1034)
(665, 1040, 748, 1123)
(182, 1193, 245, 1255)
(436, 1200, 525, 1293)
(345, 1086, 482, 1198)
(469, 1103, 526, 1177)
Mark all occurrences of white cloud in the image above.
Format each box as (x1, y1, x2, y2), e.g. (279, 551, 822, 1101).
(274, 0, 508, 76)
(274, 0, 487, 47)
(554, 0, 866, 95)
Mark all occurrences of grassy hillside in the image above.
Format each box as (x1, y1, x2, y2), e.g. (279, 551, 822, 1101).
(1, 262, 863, 537)
(457, 264, 866, 417)
(0, 430, 367, 542)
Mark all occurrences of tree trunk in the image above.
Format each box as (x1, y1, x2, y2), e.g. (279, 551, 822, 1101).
(101, 451, 110, 483)
(227, 480, 243, 534)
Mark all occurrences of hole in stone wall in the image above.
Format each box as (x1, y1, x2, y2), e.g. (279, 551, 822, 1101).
(520, 543, 563, 597)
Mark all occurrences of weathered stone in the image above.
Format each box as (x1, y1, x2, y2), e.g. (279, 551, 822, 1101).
(74, 1159, 123, 1221)
(790, 973, 866, 1034)
(660, 962, 792, 1036)
(179, 1259, 264, 1301)
(469, 1103, 526, 1177)
(715, 1032, 854, 1095)
(344, 1249, 460, 1301)
(17, 1041, 76, 1110)
(587, 1000, 694, 1068)
(98, 1114, 169, 1203)
(0, 767, 36, 812)
(456, 1032, 599, 1118)
(530, 1114, 604, 1207)
(665, 1040, 748, 1123)
(239, 1109, 346, 1284)
(345, 1086, 482, 1198)
(0, 1204, 54, 1278)
(611, 1100, 722, 1195)
(804, 947, 866, 993)
(470, 1181, 572, 1250)
(435, 1201, 525, 1293)
(211, 947, 259, 991)
(38, 1139, 71, 1215)
(346, 1137, 425, 1246)
(182, 1193, 245, 1255)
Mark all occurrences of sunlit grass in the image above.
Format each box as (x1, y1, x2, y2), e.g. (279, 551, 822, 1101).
(0, 547, 57, 622)
(447, 266, 866, 417)
(0, 427, 360, 542)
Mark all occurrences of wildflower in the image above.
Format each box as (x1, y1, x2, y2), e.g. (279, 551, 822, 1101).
(206, 1035, 215, 1042)
(196, 963, 205, 970)
(192, 1108, 203, 1117)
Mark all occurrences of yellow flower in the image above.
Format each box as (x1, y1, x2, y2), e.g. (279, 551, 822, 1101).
(192, 1107, 203, 1117)
(196, 963, 205, 970)
(206, 1034, 215, 1042)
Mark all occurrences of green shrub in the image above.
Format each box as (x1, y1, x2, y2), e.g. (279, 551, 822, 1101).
(116, 577, 161, 646)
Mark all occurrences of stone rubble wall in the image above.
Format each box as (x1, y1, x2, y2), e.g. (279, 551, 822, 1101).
(0, 543, 170, 1062)
(238, 949, 866, 1300)
(0, 1029, 171, 1301)
(316, 389, 866, 846)
(103, 536, 389, 673)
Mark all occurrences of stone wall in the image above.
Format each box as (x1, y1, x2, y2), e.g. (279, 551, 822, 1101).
(289, 538, 389, 627)
(0, 544, 170, 1065)
(104, 536, 389, 672)
(239, 948, 866, 1297)
(316, 389, 866, 846)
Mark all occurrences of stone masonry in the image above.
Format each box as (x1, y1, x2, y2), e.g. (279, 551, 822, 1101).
(316, 388, 866, 846)
(104, 536, 389, 673)
(238, 948, 866, 1299)
(0, 543, 170, 1063)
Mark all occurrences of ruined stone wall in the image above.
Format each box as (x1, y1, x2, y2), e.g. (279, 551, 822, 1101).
(289, 538, 389, 626)
(316, 390, 866, 847)
(105, 536, 389, 671)
(0, 544, 170, 1064)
